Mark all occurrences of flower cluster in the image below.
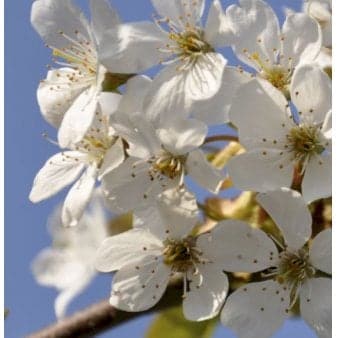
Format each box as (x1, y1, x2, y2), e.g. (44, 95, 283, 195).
(30, 0, 331, 337)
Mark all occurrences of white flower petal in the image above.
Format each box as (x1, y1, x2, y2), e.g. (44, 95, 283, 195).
(145, 54, 226, 127)
(227, 149, 294, 193)
(157, 119, 207, 155)
(185, 53, 226, 100)
(32, 248, 95, 319)
(257, 189, 312, 251)
(198, 220, 278, 272)
(183, 264, 228, 321)
(225, 0, 280, 70)
(99, 92, 122, 116)
(302, 154, 332, 203)
(281, 13, 321, 67)
(322, 109, 332, 140)
(221, 280, 289, 338)
(291, 64, 331, 124)
(144, 64, 191, 126)
(95, 228, 163, 272)
(113, 112, 161, 159)
(31, 0, 91, 50)
(102, 158, 178, 213)
(58, 87, 98, 148)
(204, 0, 231, 47)
(300, 278, 332, 338)
(29, 152, 85, 203)
(151, 0, 205, 26)
(309, 229, 331, 274)
(117, 75, 152, 115)
(110, 258, 171, 312)
(229, 79, 291, 149)
(37, 68, 87, 127)
(98, 138, 125, 179)
(55, 281, 92, 319)
(134, 188, 198, 240)
(99, 22, 166, 74)
(186, 149, 224, 193)
(62, 166, 97, 227)
(89, 0, 120, 44)
(190, 67, 251, 125)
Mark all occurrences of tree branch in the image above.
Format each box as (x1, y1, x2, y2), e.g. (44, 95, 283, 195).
(26, 283, 182, 338)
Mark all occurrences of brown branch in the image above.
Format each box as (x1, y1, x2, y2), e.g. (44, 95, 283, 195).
(204, 135, 239, 144)
(26, 283, 182, 338)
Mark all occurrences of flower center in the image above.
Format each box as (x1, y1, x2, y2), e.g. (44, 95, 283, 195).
(286, 125, 325, 164)
(169, 29, 214, 59)
(250, 52, 292, 96)
(163, 237, 202, 272)
(276, 249, 315, 286)
(151, 152, 186, 180)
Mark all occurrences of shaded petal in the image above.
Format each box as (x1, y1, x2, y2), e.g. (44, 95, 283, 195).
(134, 188, 198, 241)
(58, 87, 98, 148)
(99, 92, 122, 116)
(95, 228, 163, 272)
(190, 67, 251, 125)
(257, 188, 312, 251)
(281, 13, 321, 67)
(98, 138, 125, 178)
(99, 22, 166, 73)
(225, 0, 280, 70)
(186, 149, 224, 193)
(227, 149, 294, 193)
(110, 258, 171, 312)
(302, 154, 332, 203)
(62, 166, 97, 227)
(221, 280, 289, 338)
(309, 229, 331, 274)
(31, 0, 91, 49)
(37, 68, 87, 127)
(198, 220, 278, 272)
(113, 112, 161, 159)
(205, 0, 232, 47)
(90, 0, 120, 44)
(291, 64, 331, 124)
(157, 119, 207, 155)
(29, 152, 85, 203)
(229, 79, 292, 150)
(102, 158, 178, 213)
(183, 264, 228, 321)
(117, 75, 152, 115)
(300, 278, 332, 338)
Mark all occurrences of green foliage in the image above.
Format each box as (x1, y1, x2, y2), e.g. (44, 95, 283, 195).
(146, 305, 217, 338)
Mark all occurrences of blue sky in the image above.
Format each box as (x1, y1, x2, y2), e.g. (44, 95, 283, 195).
(5, 0, 317, 337)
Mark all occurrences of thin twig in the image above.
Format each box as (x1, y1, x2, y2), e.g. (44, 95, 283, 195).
(26, 283, 182, 338)
(204, 135, 239, 144)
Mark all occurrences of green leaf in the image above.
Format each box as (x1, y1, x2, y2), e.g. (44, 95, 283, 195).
(146, 305, 217, 338)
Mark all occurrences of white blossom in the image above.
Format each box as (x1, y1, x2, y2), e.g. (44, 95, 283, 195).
(224, 0, 322, 97)
(29, 97, 124, 226)
(221, 188, 331, 338)
(95, 190, 277, 320)
(98, 0, 237, 119)
(31, 0, 120, 147)
(99, 77, 224, 213)
(227, 64, 331, 202)
(32, 192, 109, 319)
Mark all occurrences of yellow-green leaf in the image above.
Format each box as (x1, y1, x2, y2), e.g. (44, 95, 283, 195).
(146, 305, 217, 338)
